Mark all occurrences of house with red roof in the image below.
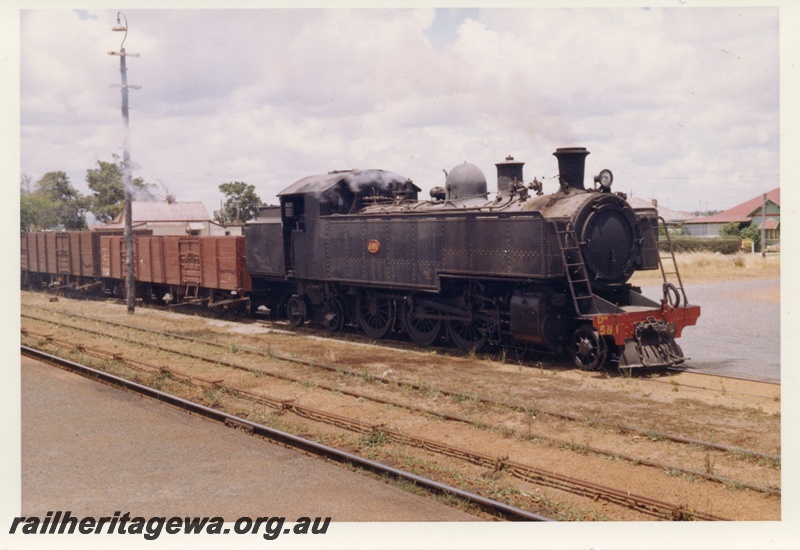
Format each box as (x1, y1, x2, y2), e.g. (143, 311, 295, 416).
(682, 188, 780, 247)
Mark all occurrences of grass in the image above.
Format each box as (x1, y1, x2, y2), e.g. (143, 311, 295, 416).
(628, 252, 779, 285)
(360, 429, 389, 448)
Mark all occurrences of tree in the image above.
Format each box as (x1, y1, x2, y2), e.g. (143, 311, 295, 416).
(739, 224, 761, 252)
(20, 173, 33, 194)
(20, 172, 87, 231)
(719, 221, 761, 252)
(36, 171, 88, 230)
(214, 181, 264, 225)
(20, 192, 59, 231)
(719, 222, 742, 238)
(85, 155, 156, 224)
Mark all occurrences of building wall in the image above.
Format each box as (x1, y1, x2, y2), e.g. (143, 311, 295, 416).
(683, 222, 725, 237)
(210, 224, 243, 236)
(146, 225, 192, 236)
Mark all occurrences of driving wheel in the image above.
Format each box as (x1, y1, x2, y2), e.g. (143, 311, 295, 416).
(569, 325, 607, 371)
(357, 291, 394, 339)
(403, 298, 442, 346)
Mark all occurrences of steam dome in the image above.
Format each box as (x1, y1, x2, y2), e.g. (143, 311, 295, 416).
(445, 163, 487, 201)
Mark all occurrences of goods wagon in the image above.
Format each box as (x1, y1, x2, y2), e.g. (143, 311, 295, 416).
(21, 231, 102, 289)
(100, 235, 252, 313)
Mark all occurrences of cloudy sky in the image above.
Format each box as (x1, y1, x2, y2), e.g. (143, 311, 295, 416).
(12, 3, 789, 220)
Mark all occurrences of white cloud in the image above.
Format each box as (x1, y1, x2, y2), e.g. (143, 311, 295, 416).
(18, 6, 780, 214)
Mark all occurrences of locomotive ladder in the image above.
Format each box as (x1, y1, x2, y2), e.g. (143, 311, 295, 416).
(656, 216, 689, 307)
(551, 219, 598, 317)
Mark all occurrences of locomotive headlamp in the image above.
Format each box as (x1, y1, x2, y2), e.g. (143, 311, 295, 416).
(594, 169, 614, 190)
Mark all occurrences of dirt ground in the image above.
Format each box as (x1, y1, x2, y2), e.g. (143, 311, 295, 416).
(20, 289, 781, 521)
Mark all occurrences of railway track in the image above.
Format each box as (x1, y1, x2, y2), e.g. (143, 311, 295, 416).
(20, 297, 781, 520)
(21, 307, 780, 467)
(666, 366, 779, 385)
(123, 294, 781, 388)
(20, 343, 727, 521)
(21, 315, 779, 519)
(35, 290, 773, 388)
(22, 345, 549, 522)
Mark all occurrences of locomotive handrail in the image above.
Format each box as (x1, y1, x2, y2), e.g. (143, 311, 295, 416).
(656, 216, 690, 308)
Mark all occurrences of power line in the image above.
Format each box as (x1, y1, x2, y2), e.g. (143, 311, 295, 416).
(626, 174, 778, 180)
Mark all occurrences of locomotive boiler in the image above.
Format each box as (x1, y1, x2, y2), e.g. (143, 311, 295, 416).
(246, 147, 701, 370)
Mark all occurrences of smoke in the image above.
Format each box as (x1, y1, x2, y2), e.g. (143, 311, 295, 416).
(314, 169, 412, 214)
(342, 169, 410, 193)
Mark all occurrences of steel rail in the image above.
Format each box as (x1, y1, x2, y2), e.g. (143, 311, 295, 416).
(21, 345, 550, 522)
(667, 366, 779, 385)
(24, 291, 778, 388)
(21, 308, 780, 465)
(22, 323, 780, 498)
(21, 341, 734, 520)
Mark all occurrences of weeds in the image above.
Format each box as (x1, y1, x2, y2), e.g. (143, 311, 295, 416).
(360, 429, 388, 448)
(202, 386, 225, 406)
(704, 451, 716, 475)
(450, 393, 476, 404)
(150, 370, 171, 391)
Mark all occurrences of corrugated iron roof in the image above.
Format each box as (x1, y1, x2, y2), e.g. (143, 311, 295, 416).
(100, 201, 212, 230)
(760, 218, 779, 230)
(626, 196, 693, 223)
(684, 188, 780, 224)
(130, 201, 210, 222)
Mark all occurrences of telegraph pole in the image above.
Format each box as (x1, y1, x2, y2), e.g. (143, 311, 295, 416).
(109, 12, 141, 314)
(761, 192, 767, 258)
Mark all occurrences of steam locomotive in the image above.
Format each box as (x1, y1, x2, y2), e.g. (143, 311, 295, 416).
(20, 147, 700, 371)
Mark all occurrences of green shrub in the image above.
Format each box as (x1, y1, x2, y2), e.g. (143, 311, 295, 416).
(739, 225, 761, 252)
(659, 237, 740, 255)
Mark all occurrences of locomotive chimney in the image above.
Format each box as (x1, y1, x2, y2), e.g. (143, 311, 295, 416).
(553, 147, 590, 191)
(495, 156, 525, 197)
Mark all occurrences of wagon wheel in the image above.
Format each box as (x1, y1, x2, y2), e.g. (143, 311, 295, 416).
(136, 283, 154, 305)
(322, 297, 345, 333)
(357, 291, 394, 339)
(230, 297, 252, 319)
(569, 325, 607, 371)
(402, 298, 442, 346)
(287, 295, 307, 328)
(28, 272, 43, 291)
